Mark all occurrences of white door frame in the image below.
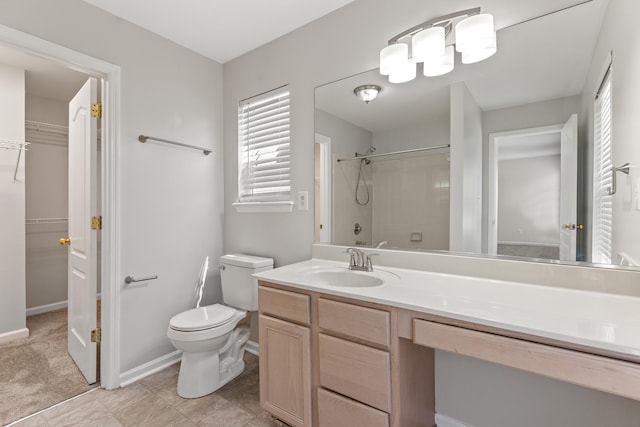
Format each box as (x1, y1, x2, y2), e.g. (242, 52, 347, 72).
(0, 24, 122, 389)
(315, 133, 332, 243)
(487, 123, 563, 255)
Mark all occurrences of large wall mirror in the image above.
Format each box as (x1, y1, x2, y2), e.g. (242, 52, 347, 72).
(314, 0, 640, 270)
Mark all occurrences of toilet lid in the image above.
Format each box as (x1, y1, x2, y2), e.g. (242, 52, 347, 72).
(169, 304, 236, 332)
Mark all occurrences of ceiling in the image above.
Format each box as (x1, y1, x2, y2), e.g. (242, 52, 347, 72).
(315, 0, 607, 133)
(0, 0, 604, 110)
(81, 0, 355, 64)
(0, 0, 355, 102)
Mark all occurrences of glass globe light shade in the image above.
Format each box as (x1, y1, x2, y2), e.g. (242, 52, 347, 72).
(461, 34, 496, 63)
(388, 61, 416, 83)
(412, 26, 445, 63)
(353, 85, 381, 103)
(423, 45, 454, 76)
(380, 43, 409, 75)
(455, 13, 495, 53)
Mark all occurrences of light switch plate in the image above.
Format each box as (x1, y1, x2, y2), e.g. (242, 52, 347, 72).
(297, 191, 309, 210)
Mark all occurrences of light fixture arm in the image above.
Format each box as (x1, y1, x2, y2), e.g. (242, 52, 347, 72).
(387, 7, 481, 44)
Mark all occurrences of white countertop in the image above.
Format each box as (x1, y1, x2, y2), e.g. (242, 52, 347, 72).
(254, 258, 640, 359)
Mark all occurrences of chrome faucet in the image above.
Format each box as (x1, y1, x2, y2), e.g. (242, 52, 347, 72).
(375, 240, 388, 249)
(346, 248, 377, 272)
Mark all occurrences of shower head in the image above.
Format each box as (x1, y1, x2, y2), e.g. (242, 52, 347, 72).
(364, 147, 376, 164)
(356, 147, 376, 165)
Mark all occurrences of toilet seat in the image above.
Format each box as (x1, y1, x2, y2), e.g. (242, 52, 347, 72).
(169, 304, 236, 332)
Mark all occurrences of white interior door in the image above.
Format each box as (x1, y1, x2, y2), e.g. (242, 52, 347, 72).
(559, 114, 578, 261)
(67, 77, 98, 384)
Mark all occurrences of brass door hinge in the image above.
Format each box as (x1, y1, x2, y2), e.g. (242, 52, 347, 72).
(91, 327, 101, 343)
(91, 103, 102, 119)
(91, 216, 102, 230)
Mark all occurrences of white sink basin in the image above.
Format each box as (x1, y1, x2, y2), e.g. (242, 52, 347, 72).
(304, 270, 384, 288)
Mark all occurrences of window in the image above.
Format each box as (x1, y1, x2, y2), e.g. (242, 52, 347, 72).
(235, 86, 292, 212)
(592, 65, 612, 264)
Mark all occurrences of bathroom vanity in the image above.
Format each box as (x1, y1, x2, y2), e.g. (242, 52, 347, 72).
(258, 280, 432, 427)
(255, 255, 640, 427)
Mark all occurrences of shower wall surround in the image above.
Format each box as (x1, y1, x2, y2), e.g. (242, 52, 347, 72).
(373, 153, 450, 250)
(332, 153, 450, 250)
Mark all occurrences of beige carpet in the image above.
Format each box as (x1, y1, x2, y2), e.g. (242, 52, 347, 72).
(0, 309, 95, 425)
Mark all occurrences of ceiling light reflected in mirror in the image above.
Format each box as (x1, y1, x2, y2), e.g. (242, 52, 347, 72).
(353, 85, 381, 104)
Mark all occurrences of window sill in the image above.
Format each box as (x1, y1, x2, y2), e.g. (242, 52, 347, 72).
(233, 201, 294, 213)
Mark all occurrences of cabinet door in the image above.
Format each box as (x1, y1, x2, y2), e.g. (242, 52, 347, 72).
(259, 314, 312, 427)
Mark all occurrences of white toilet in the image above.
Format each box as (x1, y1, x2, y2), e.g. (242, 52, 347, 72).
(167, 254, 273, 398)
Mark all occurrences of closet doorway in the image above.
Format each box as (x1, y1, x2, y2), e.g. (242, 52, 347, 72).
(0, 22, 121, 391)
(0, 42, 103, 423)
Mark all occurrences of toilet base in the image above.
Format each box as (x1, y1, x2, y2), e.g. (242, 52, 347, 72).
(176, 326, 250, 398)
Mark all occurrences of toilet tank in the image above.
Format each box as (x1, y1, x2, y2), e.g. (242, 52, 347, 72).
(220, 254, 273, 311)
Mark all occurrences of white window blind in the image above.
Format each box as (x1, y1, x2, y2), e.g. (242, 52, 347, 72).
(592, 67, 612, 264)
(238, 86, 291, 203)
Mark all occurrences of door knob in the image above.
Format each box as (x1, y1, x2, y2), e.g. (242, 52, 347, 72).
(59, 237, 71, 245)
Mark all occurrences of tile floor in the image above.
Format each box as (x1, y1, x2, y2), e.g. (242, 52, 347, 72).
(12, 353, 281, 427)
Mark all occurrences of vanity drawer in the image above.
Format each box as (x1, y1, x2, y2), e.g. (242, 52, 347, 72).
(259, 285, 310, 326)
(318, 298, 390, 348)
(317, 387, 389, 427)
(318, 333, 391, 412)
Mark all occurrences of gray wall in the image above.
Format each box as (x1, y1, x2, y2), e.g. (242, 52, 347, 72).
(223, 0, 640, 425)
(315, 108, 372, 157)
(0, 0, 225, 374)
(450, 82, 483, 253)
(0, 63, 26, 338)
(25, 94, 70, 310)
(315, 109, 373, 245)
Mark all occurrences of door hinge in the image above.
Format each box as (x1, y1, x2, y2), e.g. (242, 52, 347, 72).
(91, 103, 102, 119)
(91, 216, 102, 230)
(91, 327, 102, 343)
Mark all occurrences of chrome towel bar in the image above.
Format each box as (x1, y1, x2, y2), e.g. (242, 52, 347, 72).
(124, 274, 158, 284)
(138, 135, 211, 155)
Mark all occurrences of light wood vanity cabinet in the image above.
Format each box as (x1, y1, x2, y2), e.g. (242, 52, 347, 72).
(258, 281, 434, 427)
(317, 299, 392, 414)
(258, 286, 312, 427)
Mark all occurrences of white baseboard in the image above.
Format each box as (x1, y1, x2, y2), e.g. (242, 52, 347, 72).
(0, 328, 30, 345)
(246, 339, 259, 356)
(26, 301, 68, 316)
(119, 350, 182, 387)
(26, 294, 103, 317)
(435, 413, 474, 427)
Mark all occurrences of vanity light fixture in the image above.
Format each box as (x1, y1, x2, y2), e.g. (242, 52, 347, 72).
(353, 84, 381, 103)
(380, 7, 496, 82)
